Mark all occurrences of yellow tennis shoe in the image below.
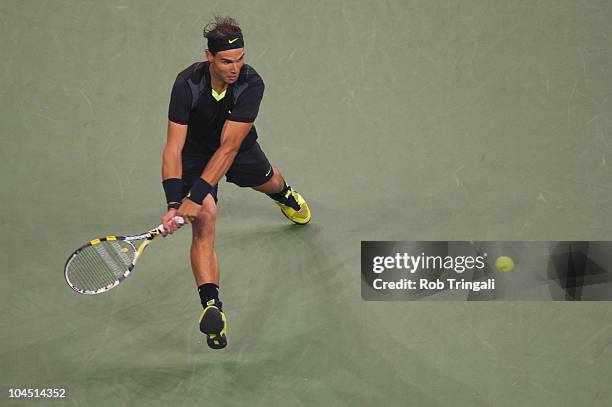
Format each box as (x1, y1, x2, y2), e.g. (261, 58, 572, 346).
(276, 188, 311, 225)
(199, 299, 227, 349)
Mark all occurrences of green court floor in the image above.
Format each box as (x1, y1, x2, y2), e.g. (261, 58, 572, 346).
(2, 0, 611, 406)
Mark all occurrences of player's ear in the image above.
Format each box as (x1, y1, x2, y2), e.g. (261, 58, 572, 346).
(205, 49, 214, 62)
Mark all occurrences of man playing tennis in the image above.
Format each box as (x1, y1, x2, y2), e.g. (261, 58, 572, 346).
(160, 16, 310, 350)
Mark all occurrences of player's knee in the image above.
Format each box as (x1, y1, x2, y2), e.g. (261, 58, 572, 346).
(192, 198, 217, 238)
(270, 166, 284, 190)
(192, 217, 216, 242)
(200, 203, 217, 221)
(197, 209, 216, 229)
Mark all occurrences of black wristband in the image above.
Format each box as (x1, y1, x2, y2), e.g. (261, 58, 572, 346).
(162, 178, 183, 203)
(186, 178, 212, 204)
(167, 202, 181, 210)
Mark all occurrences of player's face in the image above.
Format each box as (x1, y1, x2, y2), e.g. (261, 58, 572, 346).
(208, 48, 245, 84)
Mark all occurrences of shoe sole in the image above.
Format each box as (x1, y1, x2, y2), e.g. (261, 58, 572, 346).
(199, 307, 227, 349)
(277, 202, 311, 225)
(280, 208, 310, 225)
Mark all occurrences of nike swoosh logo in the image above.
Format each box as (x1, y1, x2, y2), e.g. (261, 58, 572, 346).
(228, 38, 239, 44)
(265, 167, 272, 176)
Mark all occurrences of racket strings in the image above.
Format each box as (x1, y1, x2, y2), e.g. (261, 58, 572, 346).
(76, 248, 123, 288)
(66, 240, 139, 292)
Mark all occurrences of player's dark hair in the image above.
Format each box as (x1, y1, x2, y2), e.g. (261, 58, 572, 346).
(203, 16, 242, 55)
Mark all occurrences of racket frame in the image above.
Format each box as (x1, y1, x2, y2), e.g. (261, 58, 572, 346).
(64, 226, 163, 295)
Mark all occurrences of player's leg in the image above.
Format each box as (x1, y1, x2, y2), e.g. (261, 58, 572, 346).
(225, 142, 311, 224)
(190, 193, 227, 349)
(252, 165, 311, 225)
(190, 193, 219, 285)
(252, 164, 284, 194)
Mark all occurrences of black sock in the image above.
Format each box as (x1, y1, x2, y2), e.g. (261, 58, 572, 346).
(198, 283, 219, 309)
(267, 182, 300, 210)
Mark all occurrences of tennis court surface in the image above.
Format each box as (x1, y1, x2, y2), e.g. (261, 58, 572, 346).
(2, 1, 611, 405)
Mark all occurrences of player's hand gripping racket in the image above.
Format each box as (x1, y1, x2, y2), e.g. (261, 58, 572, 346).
(64, 216, 184, 295)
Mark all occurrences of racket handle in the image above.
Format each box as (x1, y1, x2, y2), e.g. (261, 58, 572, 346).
(157, 216, 185, 234)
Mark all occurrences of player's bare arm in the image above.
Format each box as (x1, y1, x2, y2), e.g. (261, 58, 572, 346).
(161, 120, 187, 235)
(202, 120, 253, 185)
(162, 120, 187, 179)
(177, 120, 252, 223)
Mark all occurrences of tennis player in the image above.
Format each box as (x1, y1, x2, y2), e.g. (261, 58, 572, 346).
(160, 16, 310, 349)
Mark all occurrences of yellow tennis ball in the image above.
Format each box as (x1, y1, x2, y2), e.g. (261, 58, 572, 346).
(121, 248, 129, 253)
(495, 256, 514, 272)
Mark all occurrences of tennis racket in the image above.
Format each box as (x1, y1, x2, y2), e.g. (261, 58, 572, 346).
(64, 216, 184, 295)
